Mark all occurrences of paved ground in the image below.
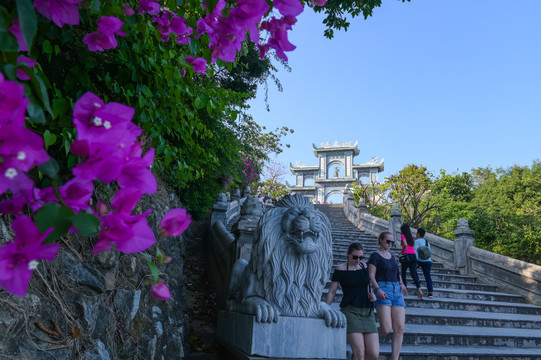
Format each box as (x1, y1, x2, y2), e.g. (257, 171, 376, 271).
(184, 219, 221, 359)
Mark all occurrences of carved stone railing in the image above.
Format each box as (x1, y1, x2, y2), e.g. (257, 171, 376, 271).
(343, 189, 541, 306)
(210, 189, 246, 227)
(208, 187, 263, 308)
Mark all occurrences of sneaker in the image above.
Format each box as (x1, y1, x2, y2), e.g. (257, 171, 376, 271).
(427, 292, 433, 298)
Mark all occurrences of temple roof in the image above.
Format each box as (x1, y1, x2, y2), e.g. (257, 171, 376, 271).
(312, 140, 360, 156)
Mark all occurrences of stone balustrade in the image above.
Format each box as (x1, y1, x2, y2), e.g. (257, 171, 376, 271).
(343, 189, 541, 306)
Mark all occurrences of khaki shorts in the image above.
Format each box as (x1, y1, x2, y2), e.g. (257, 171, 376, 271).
(340, 305, 377, 334)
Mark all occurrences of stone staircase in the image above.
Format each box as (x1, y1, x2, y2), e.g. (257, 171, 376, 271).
(315, 204, 541, 360)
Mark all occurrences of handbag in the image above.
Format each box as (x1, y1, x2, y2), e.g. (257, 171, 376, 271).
(399, 253, 407, 264)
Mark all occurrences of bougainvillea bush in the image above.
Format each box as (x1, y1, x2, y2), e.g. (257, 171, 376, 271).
(0, 0, 339, 299)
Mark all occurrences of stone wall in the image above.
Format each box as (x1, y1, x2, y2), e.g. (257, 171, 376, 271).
(0, 185, 190, 359)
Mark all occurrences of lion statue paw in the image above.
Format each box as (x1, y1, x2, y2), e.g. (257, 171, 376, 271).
(318, 302, 347, 328)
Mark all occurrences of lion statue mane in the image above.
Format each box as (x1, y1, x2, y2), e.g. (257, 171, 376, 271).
(227, 194, 345, 327)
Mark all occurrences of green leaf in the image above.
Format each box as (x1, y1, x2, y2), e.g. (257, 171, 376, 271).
(194, 96, 206, 109)
(3, 64, 17, 80)
(16, 0, 37, 51)
(26, 96, 46, 123)
(206, 0, 219, 13)
(0, 31, 18, 52)
(43, 130, 57, 150)
(38, 158, 60, 179)
(42, 40, 53, 54)
(35, 203, 75, 244)
(167, 0, 177, 10)
(90, 0, 101, 13)
(147, 261, 159, 282)
(31, 73, 54, 116)
(70, 212, 100, 236)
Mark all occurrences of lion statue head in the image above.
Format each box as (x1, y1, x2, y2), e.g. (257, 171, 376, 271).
(242, 194, 332, 318)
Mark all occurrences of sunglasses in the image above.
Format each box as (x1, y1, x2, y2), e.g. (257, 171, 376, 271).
(385, 240, 393, 245)
(351, 255, 362, 260)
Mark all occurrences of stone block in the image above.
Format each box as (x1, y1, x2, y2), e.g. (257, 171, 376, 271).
(217, 310, 346, 359)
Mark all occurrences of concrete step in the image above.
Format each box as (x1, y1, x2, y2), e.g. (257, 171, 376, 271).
(379, 323, 541, 347)
(378, 344, 541, 360)
(403, 286, 525, 303)
(323, 286, 524, 304)
(404, 297, 541, 315)
(405, 307, 541, 329)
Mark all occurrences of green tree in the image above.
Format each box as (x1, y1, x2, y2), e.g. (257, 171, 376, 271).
(467, 162, 541, 264)
(315, 0, 411, 39)
(384, 164, 439, 228)
(429, 170, 474, 236)
(351, 180, 390, 219)
(258, 160, 289, 199)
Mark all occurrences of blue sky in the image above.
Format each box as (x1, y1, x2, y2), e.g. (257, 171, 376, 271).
(247, 0, 541, 192)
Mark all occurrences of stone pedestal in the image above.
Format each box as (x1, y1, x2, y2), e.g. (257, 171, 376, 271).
(235, 218, 257, 260)
(217, 311, 346, 359)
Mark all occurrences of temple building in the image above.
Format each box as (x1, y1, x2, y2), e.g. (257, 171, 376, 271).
(287, 141, 384, 203)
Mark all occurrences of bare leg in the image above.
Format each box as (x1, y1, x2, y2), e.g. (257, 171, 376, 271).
(375, 305, 392, 335)
(363, 332, 379, 360)
(390, 306, 406, 360)
(347, 333, 365, 360)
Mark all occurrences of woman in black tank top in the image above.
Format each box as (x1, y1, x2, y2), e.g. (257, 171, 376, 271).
(326, 242, 379, 360)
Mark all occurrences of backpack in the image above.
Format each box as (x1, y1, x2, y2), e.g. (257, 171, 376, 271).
(417, 239, 431, 260)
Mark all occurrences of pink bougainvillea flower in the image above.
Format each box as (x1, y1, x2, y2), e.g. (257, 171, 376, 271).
(198, 0, 268, 63)
(16, 56, 37, 81)
(0, 77, 28, 127)
(0, 173, 35, 213)
(8, 19, 28, 51)
(228, 0, 269, 43)
(313, 0, 327, 6)
(32, 178, 93, 213)
(172, 17, 193, 45)
(152, 12, 193, 43)
(72, 92, 140, 146)
(0, 123, 49, 196)
(92, 188, 155, 254)
(0, 216, 59, 296)
(274, 0, 303, 17)
(159, 208, 191, 237)
(139, 0, 161, 15)
(83, 32, 113, 52)
(123, 5, 135, 16)
(116, 143, 157, 194)
(151, 279, 171, 300)
(97, 16, 126, 48)
(261, 16, 297, 61)
(83, 16, 126, 51)
(71, 142, 128, 183)
(185, 56, 207, 73)
(34, 0, 83, 28)
(257, 43, 270, 59)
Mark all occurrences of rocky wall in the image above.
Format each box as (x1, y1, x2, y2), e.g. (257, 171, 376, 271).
(0, 184, 190, 359)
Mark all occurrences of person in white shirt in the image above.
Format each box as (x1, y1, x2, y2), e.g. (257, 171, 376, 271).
(414, 228, 433, 297)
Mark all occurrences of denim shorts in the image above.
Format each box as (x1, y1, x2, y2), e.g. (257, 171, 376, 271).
(373, 281, 406, 307)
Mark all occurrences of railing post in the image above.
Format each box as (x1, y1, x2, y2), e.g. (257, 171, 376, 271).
(357, 198, 368, 214)
(453, 218, 475, 274)
(389, 204, 403, 247)
(211, 193, 228, 226)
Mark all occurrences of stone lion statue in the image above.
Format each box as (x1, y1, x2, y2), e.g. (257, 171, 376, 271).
(226, 194, 345, 328)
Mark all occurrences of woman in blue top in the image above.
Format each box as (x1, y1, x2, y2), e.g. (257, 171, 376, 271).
(368, 232, 407, 360)
(326, 242, 378, 360)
